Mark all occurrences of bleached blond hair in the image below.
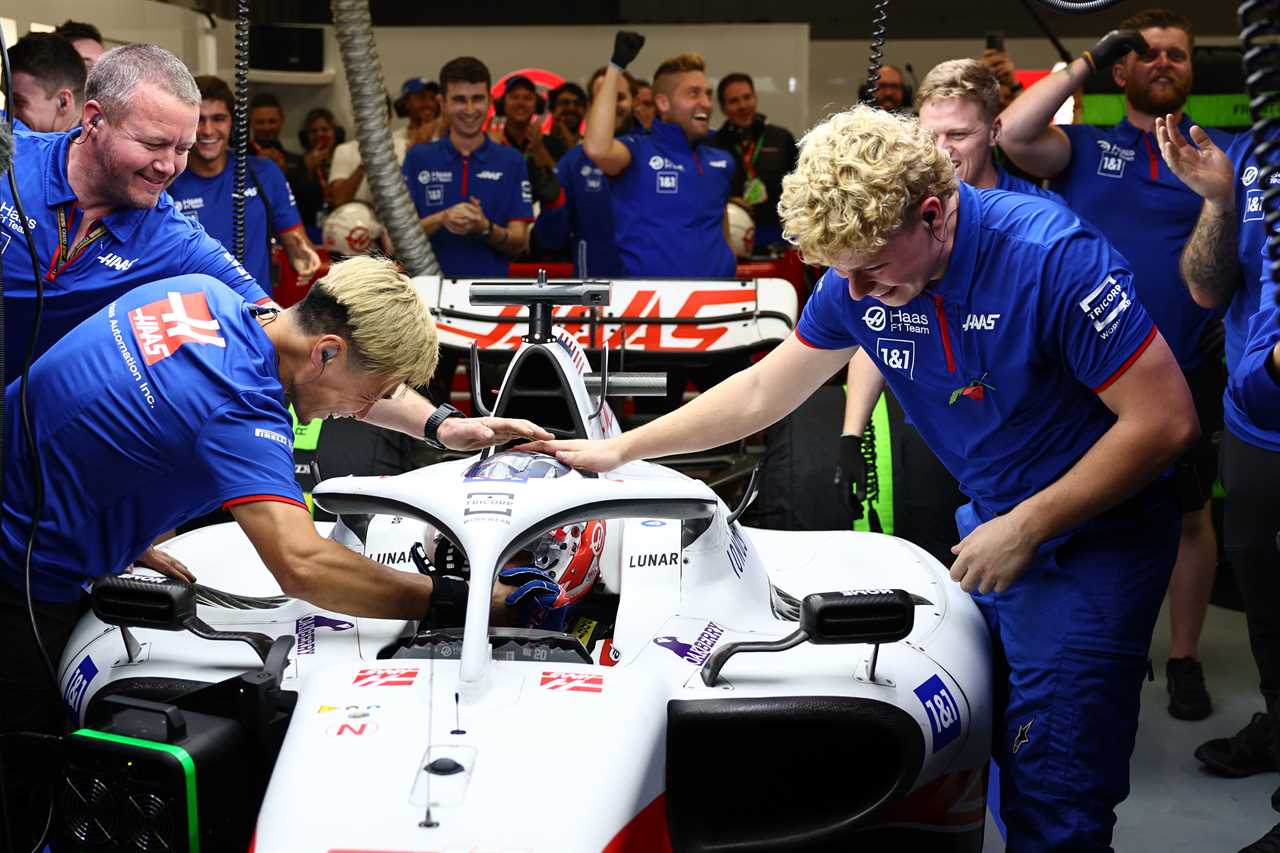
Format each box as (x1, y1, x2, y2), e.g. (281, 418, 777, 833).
(778, 105, 957, 264)
(297, 256, 438, 387)
(916, 58, 1002, 122)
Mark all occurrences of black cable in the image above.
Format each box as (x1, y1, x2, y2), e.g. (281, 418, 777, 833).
(863, 0, 889, 107)
(1240, 0, 1280, 290)
(1018, 0, 1076, 63)
(232, 0, 250, 262)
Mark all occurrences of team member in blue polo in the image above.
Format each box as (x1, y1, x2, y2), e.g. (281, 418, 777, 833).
(584, 32, 736, 278)
(533, 65, 637, 277)
(522, 106, 1198, 851)
(0, 44, 271, 376)
(402, 56, 533, 278)
(999, 8, 1234, 720)
(169, 75, 320, 296)
(1158, 116, 1280, 851)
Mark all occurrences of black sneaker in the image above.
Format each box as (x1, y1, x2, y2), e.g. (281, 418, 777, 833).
(1167, 657, 1212, 720)
(1241, 823, 1280, 852)
(1196, 712, 1278, 777)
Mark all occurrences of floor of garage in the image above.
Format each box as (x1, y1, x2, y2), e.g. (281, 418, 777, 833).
(982, 599, 1280, 852)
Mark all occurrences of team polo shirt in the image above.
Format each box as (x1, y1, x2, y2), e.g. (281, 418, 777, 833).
(995, 165, 1065, 205)
(168, 154, 303, 296)
(1222, 132, 1273, 375)
(535, 144, 620, 277)
(0, 128, 267, 376)
(1226, 251, 1280, 444)
(797, 183, 1157, 517)
(1051, 116, 1235, 369)
(401, 134, 533, 277)
(611, 119, 736, 278)
(0, 274, 305, 603)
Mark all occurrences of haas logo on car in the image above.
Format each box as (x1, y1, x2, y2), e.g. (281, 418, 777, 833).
(129, 291, 226, 365)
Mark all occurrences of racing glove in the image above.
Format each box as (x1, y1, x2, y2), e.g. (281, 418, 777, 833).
(1082, 29, 1149, 72)
(835, 434, 867, 521)
(499, 565, 573, 633)
(610, 31, 646, 71)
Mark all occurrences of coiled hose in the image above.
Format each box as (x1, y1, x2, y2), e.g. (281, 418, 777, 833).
(329, 0, 440, 276)
(1240, 0, 1280, 289)
(1029, 0, 1127, 12)
(232, 0, 250, 262)
(862, 0, 889, 107)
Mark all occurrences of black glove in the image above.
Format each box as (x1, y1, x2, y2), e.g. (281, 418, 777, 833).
(1083, 29, 1149, 72)
(611, 31, 646, 71)
(835, 434, 867, 520)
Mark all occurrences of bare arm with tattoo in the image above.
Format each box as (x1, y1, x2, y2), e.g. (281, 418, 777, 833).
(1155, 115, 1240, 308)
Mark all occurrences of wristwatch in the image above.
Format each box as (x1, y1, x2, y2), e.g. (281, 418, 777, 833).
(423, 402, 464, 450)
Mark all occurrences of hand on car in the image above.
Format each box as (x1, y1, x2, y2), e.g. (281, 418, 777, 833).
(437, 416, 554, 451)
(835, 434, 867, 520)
(519, 437, 627, 473)
(132, 546, 197, 583)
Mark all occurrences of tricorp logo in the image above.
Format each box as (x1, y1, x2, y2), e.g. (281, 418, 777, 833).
(129, 291, 226, 365)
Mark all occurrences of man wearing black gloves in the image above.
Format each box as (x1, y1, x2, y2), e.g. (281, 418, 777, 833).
(1000, 9, 1234, 722)
(716, 72, 798, 253)
(585, 31, 736, 278)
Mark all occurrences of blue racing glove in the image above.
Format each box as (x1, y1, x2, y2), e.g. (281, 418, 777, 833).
(498, 566, 573, 632)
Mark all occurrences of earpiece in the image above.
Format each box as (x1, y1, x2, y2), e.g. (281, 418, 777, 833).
(922, 210, 936, 226)
(90, 116, 100, 129)
(321, 349, 337, 364)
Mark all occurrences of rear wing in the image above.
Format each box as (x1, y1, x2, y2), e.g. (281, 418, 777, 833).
(415, 277, 798, 353)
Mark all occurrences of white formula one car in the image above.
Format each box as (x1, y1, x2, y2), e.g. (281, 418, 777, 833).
(54, 281, 992, 852)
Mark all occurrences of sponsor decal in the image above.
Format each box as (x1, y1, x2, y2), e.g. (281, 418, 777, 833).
(914, 674, 961, 752)
(326, 721, 379, 737)
(585, 175, 603, 192)
(475, 170, 504, 180)
(581, 164, 593, 177)
(521, 179, 532, 204)
(1094, 139, 1136, 179)
(0, 201, 37, 234)
(653, 621, 724, 665)
(707, 158, 729, 169)
(107, 301, 156, 408)
(318, 704, 380, 717)
(1012, 717, 1034, 755)
(295, 614, 355, 654)
(648, 155, 665, 169)
(64, 656, 99, 718)
(464, 491, 515, 518)
(863, 305, 887, 331)
(640, 519, 666, 527)
(627, 551, 679, 568)
(129, 291, 226, 366)
(876, 337, 916, 378)
(656, 171, 679, 193)
(1078, 274, 1132, 340)
(425, 185, 445, 206)
(352, 667, 420, 687)
(255, 428, 292, 448)
(1243, 165, 1260, 187)
(342, 225, 372, 253)
(949, 372, 996, 405)
(571, 617, 597, 647)
(1245, 188, 1264, 223)
(726, 525, 748, 579)
(961, 313, 1000, 332)
(600, 638, 620, 666)
(367, 550, 412, 566)
(176, 197, 204, 212)
(539, 671, 604, 693)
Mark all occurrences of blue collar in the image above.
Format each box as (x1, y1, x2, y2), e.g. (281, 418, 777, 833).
(442, 132, 494, 161)
(47, 128, 152, 244)
(651, 118, 697, 153)
(1113, 113, 1192, 147)
(930, 182, 980, 303)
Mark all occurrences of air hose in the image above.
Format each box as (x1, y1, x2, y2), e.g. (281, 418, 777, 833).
(862, 0, 890, 107)
(232, 0, 250, 262)
(330, 0, 440, 276)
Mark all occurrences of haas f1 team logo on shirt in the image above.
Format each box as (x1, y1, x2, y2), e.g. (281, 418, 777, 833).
(129, 291, 227, 365)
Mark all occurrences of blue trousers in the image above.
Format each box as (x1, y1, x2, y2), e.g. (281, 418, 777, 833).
(960, 484, 1180, 852)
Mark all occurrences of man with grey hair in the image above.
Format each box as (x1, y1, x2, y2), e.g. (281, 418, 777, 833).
(0, 43, 267, 375)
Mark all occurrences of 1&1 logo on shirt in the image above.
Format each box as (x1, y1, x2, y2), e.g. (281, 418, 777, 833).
(876, 337, 915, 379)
(1095, 140, 1135, 179)
(657, 171, 679, 194)
(129, 291, 227, 365)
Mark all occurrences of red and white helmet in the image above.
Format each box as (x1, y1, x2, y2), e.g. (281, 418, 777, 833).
(532, 519, 605, 604)
(323, 202, 386, 256)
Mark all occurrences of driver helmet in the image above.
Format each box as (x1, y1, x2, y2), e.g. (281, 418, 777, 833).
(531, 519, 605, 605)
(323, 202, 385, 256)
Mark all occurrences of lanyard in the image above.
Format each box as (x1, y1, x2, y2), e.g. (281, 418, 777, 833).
(738, 133, 765, 180)
(47, 203, 107, 281)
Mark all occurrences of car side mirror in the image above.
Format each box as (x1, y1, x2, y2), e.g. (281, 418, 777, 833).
(700, 588, 932, 687)
(92, 574, 196, 631)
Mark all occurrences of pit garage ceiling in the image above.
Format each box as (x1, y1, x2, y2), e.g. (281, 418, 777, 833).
(194, 0, 1240, 39)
